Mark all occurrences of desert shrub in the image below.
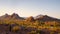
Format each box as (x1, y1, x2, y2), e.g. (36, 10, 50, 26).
(30, 31, 37, 34)
(12, 26, 20, 32)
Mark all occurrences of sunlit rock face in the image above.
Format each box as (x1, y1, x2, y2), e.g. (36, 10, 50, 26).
(25, 16, 35, 22)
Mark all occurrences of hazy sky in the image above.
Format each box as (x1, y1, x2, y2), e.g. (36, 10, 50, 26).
(0, 0, 60, 18)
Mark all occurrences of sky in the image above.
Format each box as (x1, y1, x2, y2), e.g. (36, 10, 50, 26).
(0, 0, 60, 19)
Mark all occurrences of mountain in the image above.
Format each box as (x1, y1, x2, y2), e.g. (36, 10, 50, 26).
(35, 15, 60, 21)
(10, 13, 24, 20)
(0, 13, 60, 22)
(25, 16, 35, 22)
(0, 13, 10, 20)
(0, 13, 24, 20)
(34, 14, 44, 19)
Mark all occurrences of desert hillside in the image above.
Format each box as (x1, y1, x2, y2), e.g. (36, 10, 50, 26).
(0, 13, 60, 34)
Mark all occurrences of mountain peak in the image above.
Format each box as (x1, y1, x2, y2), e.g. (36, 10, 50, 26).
(4, 13, 9, 16)
(1, 13, 10, 18)
(0, 13, 24, 20)
(35, 14, 60, 21)
(10, 13, 24, 20)
(25, 16, 35, 22)
(36, 14, 45, 18)
(11, 13, 19, 17)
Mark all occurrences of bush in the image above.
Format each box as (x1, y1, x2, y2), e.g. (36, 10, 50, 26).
(12, 26, 20, 32)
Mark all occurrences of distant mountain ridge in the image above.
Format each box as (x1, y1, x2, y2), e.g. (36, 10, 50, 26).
(0, 13, 24, 20)
(0, 13, 60, 22)
(35, 15, 60, 21)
